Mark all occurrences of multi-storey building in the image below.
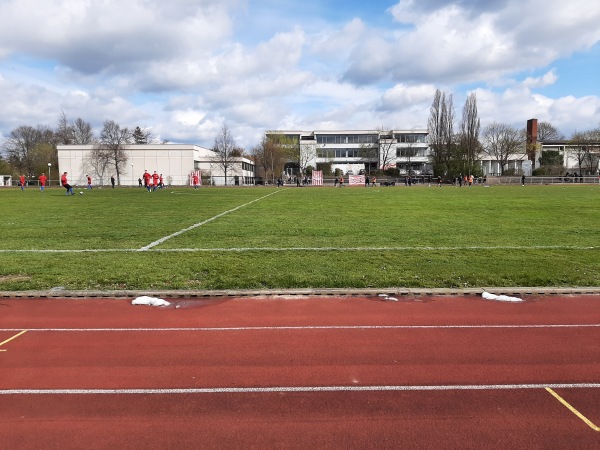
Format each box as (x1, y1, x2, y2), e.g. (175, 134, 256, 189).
(267, 129, 431, 176)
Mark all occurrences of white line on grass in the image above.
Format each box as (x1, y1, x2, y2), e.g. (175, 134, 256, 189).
(0, 245, 597, 254)
(1, 383, 599, 395)
(1, 324, 598, 332)
(138, 189, 287, 251)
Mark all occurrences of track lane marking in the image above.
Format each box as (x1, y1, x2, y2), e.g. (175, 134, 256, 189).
(0, 324, 598, 332)
(546, 387, 600, 432)
(0, 330, 27, 352)
(1, 383, 600, 395)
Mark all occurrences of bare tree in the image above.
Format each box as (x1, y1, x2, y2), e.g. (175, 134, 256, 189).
(537, 122, 563, 141)
(56, 112, 95, 145)
(72, 118, 95, 144)
(212, 124, 238, 185)
(427, 89, 455, 174)
(376, 127, 397, 170)
(3, 125, 55, 177)
(95, 120, 131, 185)
(481, 122, 525, 175)
(56, 110, 74, 145)
(86, 146, 112, 181)
(570, 129, 600, 175)
(358, 143, 378, 174)
(253, 135, 287, 184)
(458, 93, 481, 175)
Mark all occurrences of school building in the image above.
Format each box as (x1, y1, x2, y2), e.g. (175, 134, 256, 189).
(57, 144, 256, 186)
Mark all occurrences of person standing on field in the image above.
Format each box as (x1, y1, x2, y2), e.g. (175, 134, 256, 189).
(39, 173, 47, 192)
(192, 172, 199, 189)
(86, 174, 93, 189)
(143, 170, 150, 188)
(152, 171, 159, 191)
(111, 176, 115, 188)
(19, 174, 25, 190)
(61, 172, 74, 195)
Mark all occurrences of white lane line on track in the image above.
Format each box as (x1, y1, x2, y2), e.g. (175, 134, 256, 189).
(0, 324, 599, 332)
(0, 245, 597, 253)
(1, 383, 599, 395)
(138, 189, 286, 251)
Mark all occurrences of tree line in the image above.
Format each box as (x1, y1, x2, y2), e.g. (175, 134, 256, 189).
(0, 111, 156, 183)
(2, 104, 599, 185)
(427, 89, 600, 176)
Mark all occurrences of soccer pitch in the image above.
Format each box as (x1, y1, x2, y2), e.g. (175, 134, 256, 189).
(1, 184, 599, 291)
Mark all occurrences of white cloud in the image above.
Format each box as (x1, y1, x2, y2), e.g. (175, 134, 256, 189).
(379, 84, 437, 111)
(522, 70, 558, 89)
(0, 0, 598, 152)
(344, 0, 600, 86)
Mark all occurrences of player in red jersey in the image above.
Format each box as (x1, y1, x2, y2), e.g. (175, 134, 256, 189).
(38, 173, 48, 192)
(61, 172, 74, 195)
(152, 171, 159, 191)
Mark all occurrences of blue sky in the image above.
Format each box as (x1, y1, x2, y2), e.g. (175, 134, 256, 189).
(0, 0, 598, 149)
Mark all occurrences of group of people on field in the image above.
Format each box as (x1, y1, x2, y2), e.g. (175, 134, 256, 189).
(142, 170, 165, 191)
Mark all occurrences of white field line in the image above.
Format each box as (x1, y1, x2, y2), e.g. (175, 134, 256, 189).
(0, 245, 597, 254)
(138, 189, 287, 251)
(1, 383, 599, 395)
(1, 324, 599, 332)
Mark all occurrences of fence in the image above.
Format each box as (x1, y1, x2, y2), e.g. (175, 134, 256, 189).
(4, 176, 600, 188)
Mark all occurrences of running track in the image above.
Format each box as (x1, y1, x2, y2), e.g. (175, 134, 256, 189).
(0, 295, 599, 449)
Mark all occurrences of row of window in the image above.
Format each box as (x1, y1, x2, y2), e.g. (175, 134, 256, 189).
(396, 149, 427, 157)
(395, 134, 427, 143)
(316, 134, 378, 145)
(317, 148, 367, 158)
(317, 148, 430, 159)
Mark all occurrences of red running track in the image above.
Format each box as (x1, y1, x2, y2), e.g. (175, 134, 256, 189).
(0, 295, 599, 449)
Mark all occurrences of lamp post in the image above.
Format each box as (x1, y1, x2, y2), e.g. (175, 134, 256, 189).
(48, 162, 51, 187)
(131, 163, 134, 186)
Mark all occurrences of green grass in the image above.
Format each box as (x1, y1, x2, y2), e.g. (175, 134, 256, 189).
(1, 184, 599, 290)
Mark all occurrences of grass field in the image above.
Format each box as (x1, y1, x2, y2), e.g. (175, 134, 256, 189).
(1, 183, 599, 291)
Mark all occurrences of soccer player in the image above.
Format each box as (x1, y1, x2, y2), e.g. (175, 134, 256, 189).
(152, 171, 159, 191)
(39, 172, 48, 192)
(143, 170, 151, 191)
(159, 174, 164, 189)
(192, 173, 199, 189)
(86, 174, 93, 189)
(19, 174, 26, 191)
(61, 172, 74, 195)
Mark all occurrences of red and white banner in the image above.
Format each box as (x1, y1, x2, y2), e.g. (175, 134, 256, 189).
(348, 175, 365, 186)
(189, 170, 201, 186)
(312, 170, 323, 186)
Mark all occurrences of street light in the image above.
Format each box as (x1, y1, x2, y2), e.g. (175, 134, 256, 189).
(48, 162, 51, 187)
(131, 163, 134, 186)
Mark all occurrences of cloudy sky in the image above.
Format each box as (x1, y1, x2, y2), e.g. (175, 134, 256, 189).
(0, 0, 599, 150)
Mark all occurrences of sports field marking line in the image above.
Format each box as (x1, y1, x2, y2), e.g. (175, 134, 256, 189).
(0, 245, 597, 254)
(0, 324, 598, 332)
(0, 330, 27, 352)
(138, 189, 288, 251)
(1, 383, 599, 395)
(546, 387, 600, 432)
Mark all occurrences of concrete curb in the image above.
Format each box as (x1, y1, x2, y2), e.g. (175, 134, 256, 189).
(1, 287, 600, 299)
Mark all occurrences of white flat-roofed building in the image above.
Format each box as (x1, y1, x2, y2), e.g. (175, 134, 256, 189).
(57, 144, 255, 186)
(267, 129, 431, 176)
